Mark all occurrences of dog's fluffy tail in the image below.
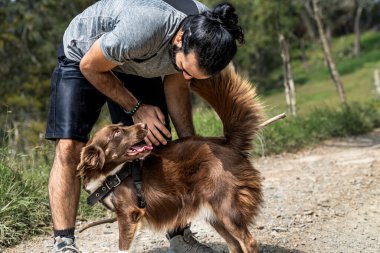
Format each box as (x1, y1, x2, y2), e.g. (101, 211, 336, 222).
(191, 65, 263, 157)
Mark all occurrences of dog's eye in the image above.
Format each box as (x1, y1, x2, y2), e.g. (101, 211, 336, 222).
(114, 129, 121, 137)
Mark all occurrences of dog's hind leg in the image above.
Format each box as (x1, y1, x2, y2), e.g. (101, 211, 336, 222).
(211, 210, 258, 253)
(210, 220, 244, 253)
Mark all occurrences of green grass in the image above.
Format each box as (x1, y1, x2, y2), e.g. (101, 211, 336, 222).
(262, 31, 380, 117)
(190, 100, 380, 156)
(0, 145, 106, 249)
(193, 106, 223, 137)
(257, 100, 380, 155)
(0, 150, 50, 249)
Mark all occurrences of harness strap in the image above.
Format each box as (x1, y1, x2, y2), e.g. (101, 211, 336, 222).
(86, 160, 146, 209)
(87, 163, 132, 206)
(132, 160, 146, 208)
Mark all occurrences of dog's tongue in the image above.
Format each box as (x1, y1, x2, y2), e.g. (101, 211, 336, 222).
(130, 144, 153, 153)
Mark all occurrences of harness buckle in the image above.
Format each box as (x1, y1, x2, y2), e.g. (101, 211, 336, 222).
(105, 174, 121, 189)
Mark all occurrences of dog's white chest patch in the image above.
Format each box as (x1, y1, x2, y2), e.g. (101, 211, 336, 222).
(85, 163, 125, 193)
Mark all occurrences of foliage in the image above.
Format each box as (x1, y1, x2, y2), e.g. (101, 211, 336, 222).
(0, 149, 50, 249)
(262, 30, 380, 116)
(257, 100, 380, 155)
(78, 193, 107, 220)
(0, 0, 94, 151)
(193, 106, 223, 137)
(0, 145, 106, 249)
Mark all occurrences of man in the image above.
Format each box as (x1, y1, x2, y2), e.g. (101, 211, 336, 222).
(45, 0, 244, 252)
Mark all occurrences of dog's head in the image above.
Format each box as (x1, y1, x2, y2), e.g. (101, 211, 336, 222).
(77, 123, 152, 180)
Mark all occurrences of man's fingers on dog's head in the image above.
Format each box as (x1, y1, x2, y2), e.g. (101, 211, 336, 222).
(154, 107, 166, 125)
(149, 127, 167, 145)
(147, 130, 160, 146)
(155, 123, 171, 139)
(144, 136, 152, 146)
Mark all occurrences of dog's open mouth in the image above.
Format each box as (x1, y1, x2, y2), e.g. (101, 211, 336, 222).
(126, 143, 153, 156)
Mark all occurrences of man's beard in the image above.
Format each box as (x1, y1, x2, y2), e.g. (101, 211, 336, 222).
(169, 44, 182, 72)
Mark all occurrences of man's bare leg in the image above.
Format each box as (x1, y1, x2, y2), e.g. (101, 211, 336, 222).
(48, 139, 84, 231)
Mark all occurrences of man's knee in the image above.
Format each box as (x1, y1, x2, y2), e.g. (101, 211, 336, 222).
(54, 139, 86, 168)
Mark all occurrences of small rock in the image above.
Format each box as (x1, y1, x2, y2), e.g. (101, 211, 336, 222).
(272, 227, 288, 232)
(304, 210, 314, 215)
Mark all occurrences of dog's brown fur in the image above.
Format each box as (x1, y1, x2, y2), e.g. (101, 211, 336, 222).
(77, 66, 263, 253)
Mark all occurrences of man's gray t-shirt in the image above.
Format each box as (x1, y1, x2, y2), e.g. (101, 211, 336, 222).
(63, 0, 208, 78)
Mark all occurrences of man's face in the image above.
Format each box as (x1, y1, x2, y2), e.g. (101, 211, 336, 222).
(169, 45, 210, 80)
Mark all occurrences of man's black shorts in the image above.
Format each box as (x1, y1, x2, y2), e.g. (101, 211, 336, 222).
(45, 47, 170, 143)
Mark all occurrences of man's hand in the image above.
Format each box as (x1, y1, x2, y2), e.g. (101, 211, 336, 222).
(132, 104, 171, 146)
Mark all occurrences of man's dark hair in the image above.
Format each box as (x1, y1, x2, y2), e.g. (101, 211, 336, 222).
(181, 2, 244, 76)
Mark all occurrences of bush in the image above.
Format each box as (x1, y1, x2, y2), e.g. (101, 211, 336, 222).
(258, 101, 380, 155)
(0, 150, 50, 249)
(0, 147, 107, 250)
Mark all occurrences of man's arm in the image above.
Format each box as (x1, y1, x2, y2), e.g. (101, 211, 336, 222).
(80, 39, 171, 145)
(164, 73, 195, 138)
(80, 39, 138, 111)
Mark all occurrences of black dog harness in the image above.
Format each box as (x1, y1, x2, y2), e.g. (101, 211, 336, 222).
(87, 160, 145, 208)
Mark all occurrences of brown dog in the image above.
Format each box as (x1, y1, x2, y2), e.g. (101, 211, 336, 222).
(77, 66, 263, 253)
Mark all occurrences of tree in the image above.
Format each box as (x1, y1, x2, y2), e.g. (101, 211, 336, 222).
(312, 0, 346, 105)
(276, 0, 296, 116)
(278, 33, 297, 117)
(353, 0, 375, 57)
(0, 0, 94, 150)
(353, 0, 364, 57)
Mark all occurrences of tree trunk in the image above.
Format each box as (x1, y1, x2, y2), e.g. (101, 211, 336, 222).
(300, 37, 309, 70)
(278, 33, 297, 117)
(312, 0, 347, 105)
(374, 69, 380, 98)
(353, 4, 363, 57)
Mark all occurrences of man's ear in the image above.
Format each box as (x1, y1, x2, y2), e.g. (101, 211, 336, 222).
(77, 144, 105, 176)
(173, 29, 183, 47)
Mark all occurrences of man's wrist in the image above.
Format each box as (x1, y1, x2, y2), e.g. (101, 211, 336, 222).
(124, 100, 142, 116)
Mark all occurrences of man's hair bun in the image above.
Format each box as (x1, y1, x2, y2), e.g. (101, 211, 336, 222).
(209, 3, 244, 44)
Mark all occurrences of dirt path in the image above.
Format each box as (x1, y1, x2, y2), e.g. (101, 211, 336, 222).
(5, 130, 380, 253)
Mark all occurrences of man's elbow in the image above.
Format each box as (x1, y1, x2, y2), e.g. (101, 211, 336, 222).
(79, 57, 92, 75)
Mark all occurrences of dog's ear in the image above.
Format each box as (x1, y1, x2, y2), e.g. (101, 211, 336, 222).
(77, 144, 105, 176)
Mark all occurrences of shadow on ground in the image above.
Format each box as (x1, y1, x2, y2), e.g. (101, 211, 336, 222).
(145, 242, 304, 253)
(260, 244, 305, 253)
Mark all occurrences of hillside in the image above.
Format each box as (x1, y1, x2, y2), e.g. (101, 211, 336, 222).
(260, 31, 380, 116)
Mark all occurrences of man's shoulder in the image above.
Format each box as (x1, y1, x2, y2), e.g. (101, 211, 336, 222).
(140, 0, 209, 15)
(193, 0, 209, 13)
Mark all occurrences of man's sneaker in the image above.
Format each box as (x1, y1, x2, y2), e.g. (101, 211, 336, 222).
(167, 226, 218, 253)
(53, 236, 81, 253)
